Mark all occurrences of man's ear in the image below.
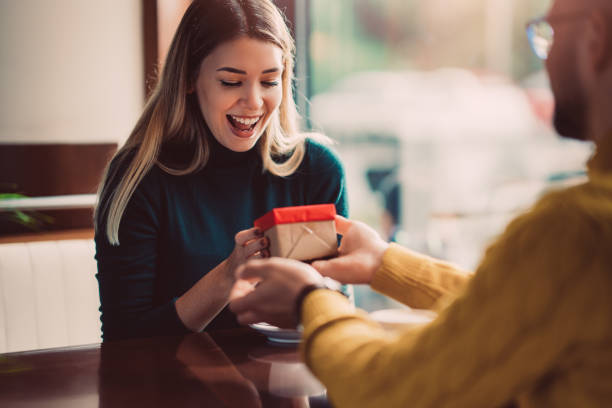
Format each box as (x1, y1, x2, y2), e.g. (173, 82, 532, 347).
(587, 10, 612, 73)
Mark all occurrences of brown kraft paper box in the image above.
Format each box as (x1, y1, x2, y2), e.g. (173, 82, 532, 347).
(253, 204, 338, 262)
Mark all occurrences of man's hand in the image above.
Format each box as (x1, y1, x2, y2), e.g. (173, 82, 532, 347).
(311, 215, 389, 284)
(229, 258, 323, 328)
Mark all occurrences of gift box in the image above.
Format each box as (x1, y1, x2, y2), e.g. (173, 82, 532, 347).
(254, 204, 338, 261)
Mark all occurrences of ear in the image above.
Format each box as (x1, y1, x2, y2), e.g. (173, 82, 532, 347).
(587, 10, 612, 73)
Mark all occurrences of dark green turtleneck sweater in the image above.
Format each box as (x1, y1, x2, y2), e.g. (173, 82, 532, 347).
(94, 137, 347, 341)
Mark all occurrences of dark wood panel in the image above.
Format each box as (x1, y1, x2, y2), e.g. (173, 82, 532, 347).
(0, 143, 117, 197)
(274, 0, 296, 36)
(0, 143, 117, 234)
(142, 0, 159, 99)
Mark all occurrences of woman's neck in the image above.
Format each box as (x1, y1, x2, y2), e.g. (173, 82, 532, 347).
(205, 135, 259, 169)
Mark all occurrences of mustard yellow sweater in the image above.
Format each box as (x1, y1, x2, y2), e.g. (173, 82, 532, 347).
(301, 152, 612, 407)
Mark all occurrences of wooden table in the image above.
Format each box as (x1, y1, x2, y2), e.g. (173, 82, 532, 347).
(0, 329, 330, 407)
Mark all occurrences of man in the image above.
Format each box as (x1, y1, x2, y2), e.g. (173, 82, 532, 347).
(230, 0, 612, 406)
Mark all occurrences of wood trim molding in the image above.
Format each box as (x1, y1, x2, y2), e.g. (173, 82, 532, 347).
(0, 143, 117, 234)
(274, 0, 296, 36)
(142, 0, 193, 99)
(142, 0, 159, 99)
(0, 144, 117, 197)
(0, 228, 94, 244)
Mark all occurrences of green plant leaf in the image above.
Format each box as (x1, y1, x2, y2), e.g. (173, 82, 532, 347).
(0, 193, 27, 200)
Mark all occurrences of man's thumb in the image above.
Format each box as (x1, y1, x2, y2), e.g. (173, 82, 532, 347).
(311, 257, 353, 282)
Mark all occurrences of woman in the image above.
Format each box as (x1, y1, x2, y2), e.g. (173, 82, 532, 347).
(94, 0, 347, 341)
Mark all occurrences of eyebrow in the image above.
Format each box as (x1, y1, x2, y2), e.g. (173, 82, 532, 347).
(216, 67, 281, 75)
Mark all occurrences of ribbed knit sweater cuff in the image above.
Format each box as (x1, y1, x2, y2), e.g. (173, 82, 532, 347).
(371, 243, 470, 308)
(300, 289, 366, 360)
(301, 289, 355, 343)
(370, 243, 432, 301)
(301, 289, 354, 326)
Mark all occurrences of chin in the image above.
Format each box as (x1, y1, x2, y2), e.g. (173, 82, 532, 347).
(553, 109, 588, 141)
(224, 135, 261, 152)
(552, 96, 589, 141)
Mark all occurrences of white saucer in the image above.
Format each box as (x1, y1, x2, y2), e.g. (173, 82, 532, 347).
(249, 322, 302, 344)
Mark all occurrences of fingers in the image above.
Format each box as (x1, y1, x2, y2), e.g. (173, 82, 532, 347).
(231, 259, 317, 328)
(237, 311, 262, 325)
(234, 227, 269, 260)
(235, 227, 263, 246)
(229, 279, 257, 301)
(334, 215, 352, 235)
(311, 256, 355, 282)
(310, 258, 332, 276)
(230, 287, 259, 315)
(248, 251, 263, 260)
(234, 259, 270, 281)
(239, 257, 309, 280)
(248, 249, 270, 259)
(242, 237, 269, 258)
(230, 282, 289, 327)
(235, 310, 261, 326)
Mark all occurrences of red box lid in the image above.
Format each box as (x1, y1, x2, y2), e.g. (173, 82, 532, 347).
(254, 204, 336, 232)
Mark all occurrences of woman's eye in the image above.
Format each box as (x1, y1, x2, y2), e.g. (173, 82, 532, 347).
(220, 80, 241, 87)
(262, 81, 279, 88)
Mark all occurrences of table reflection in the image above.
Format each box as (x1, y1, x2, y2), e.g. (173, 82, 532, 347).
(99, 330, 326, 407)
(0, 329, 329, 407)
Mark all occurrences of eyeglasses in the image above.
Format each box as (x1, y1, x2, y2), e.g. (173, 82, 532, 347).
(525, 13, 587, 60)
(526, 17, 554, 60)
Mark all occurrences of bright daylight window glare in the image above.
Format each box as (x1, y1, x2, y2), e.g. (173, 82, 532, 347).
(306, 0, 593, 310)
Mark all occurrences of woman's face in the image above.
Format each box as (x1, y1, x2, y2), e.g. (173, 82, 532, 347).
(195, 36, 284, 152)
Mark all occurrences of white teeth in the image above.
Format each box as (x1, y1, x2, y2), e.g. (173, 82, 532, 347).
(231, 115, 260, 126)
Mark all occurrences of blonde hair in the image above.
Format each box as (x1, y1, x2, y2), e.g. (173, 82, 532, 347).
(96, 0, 313, 245)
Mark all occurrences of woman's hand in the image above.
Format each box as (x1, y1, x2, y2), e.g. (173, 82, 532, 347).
(230, 258, 323, 328)
(176, 227, 269, 332)
(311, 215, 389, 284)
(224, 227, 269, 281)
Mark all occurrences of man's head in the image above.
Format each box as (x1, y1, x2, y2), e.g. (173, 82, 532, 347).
(546, 0, 612, 141)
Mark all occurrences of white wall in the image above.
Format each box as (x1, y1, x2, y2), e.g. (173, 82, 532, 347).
(0, 0, 143, 144)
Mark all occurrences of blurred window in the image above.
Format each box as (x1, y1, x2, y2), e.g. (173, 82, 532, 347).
(306, 0, 592, 310)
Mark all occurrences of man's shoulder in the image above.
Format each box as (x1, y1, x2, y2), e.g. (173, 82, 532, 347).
(534, 180, 612, 221)
(503, 180, 612, 249)
(477, 180, 612, 290)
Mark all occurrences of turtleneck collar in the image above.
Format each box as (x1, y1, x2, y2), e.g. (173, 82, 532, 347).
(204, 135, 261, 170)
(587, 131, 612, 177)
(157, 135, 261, 173)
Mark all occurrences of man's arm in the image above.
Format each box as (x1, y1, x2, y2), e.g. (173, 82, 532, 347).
(312, 217, 472, 310)
(371, 243, 472, 309)
(302, 196, 605, 407)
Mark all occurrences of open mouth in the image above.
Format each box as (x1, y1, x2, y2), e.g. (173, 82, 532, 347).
(226, 114, 262, 136)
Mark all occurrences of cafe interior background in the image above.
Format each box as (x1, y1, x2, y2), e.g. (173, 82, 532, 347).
(0, 0, 593, 316)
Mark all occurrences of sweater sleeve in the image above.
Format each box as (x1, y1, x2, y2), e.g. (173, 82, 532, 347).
(300, 192, 608, 408)
(371, 244, 472, 309)
(95, 163, 189, 341)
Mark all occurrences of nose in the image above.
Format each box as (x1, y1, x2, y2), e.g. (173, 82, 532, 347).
(241, 83, 263, 110)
